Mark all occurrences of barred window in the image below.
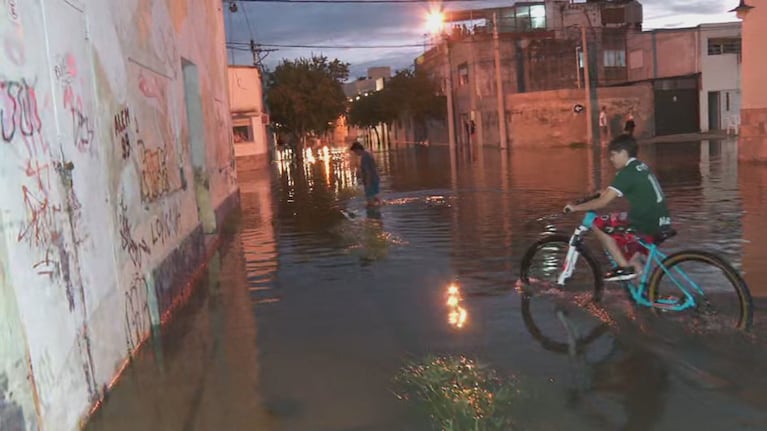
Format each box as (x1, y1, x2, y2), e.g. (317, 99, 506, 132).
(458, 63, 469, 86)
(603, 49, 626, 67)
(708, 38, 741, 55)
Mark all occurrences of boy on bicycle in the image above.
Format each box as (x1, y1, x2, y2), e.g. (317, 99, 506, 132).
(564, 134, 672, 281)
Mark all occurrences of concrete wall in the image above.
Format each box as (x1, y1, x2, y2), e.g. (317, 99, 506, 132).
(627, 28, 699, 82)
(0, 0, 237, 430)
(228, 67, 268, 160)
(738, 5, 767, 161)
(502, 83, 654, 147)
(699, 23, 741, 132)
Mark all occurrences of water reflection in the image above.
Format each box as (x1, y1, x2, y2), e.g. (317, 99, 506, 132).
(255, 139, 767, 430)
(446, 283, 468, 329)
(86, 139, 767, 431)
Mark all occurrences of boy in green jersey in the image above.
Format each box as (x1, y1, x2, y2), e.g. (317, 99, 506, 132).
(564, 134, 672, 281)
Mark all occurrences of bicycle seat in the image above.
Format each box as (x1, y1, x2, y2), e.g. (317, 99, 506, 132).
(653, 226, 677, 245)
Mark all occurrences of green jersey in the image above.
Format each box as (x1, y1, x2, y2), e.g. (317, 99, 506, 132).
(609, 158, 672, 235)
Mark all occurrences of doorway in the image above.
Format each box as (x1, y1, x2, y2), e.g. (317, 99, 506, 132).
(182, 59, 217, 234)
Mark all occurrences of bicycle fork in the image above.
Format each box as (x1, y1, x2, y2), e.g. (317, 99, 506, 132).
(558, 228, 589, 286)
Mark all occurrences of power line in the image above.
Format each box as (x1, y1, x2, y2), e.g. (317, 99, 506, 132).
(228, 41, 432, 49)
(230, 0, 490, 3)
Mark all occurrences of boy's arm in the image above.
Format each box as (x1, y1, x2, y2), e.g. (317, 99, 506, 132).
(565, 188, 619, 212)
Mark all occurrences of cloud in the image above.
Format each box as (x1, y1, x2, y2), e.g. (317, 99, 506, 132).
(225, 0, 740, 79)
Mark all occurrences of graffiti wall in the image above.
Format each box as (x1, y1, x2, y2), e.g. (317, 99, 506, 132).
(0, 0, 237, 430)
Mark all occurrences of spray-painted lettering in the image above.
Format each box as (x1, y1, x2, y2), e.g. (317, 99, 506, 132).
(150, 206, 181, 246)
(17, 185, 57, 247)
(118, 198, 150, 268)
(71, 108, 93, 153)
(138, 140, 171, 202)
(7, 0, 19, 23)
(114, 107, 131, 159)
(0, 79, 42, 143)
(124, 274, 150, 353)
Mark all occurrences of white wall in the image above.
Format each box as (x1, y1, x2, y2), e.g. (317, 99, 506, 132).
(699, 23, 742, 131)
(0, 1, 237, 430)
(228, 67, 268, 159)
(233, 116, 268, 158)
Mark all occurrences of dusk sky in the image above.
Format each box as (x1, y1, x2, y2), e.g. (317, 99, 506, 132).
(223, 0, 740, 80)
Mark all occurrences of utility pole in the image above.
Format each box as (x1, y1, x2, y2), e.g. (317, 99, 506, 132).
(444, 38, 456, 152)
(581, 26, 594, 147)
(493, 13, 508, 150)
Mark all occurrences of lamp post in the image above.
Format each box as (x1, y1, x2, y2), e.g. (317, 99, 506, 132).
(427, 11, 456, 152)
(493, 12, 508, 150)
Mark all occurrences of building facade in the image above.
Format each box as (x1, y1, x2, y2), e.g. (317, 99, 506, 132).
(418, 0, 744, 147)
(0, 1, 237, 430)
(626, 22, 742, 135)
(733, 1, 767, 161)
(229, 66, 270, 166)
(417, 0, 649, 147)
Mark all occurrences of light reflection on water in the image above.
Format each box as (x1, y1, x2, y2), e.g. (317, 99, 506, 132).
(238, 139, 767, 430)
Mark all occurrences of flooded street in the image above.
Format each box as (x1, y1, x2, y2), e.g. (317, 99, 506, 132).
(88, 139, 767, 431)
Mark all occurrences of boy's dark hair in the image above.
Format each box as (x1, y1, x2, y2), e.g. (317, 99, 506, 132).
(608, 134, 638, 158)
(349, 141, 364, 151)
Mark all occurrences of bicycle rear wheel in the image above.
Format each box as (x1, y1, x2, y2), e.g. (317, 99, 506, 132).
(647, 250, 753, 330)
(519, 234, 604, 301)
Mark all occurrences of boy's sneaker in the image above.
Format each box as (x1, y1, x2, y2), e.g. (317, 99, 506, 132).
(604, 266, 637, 282)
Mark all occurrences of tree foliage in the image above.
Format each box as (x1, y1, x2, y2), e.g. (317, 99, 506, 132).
(266, 56, 350, 140)
(347, 67, 445, 133)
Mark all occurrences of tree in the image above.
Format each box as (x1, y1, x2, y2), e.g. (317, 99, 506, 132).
(266, 56, 349, 147)
(387, 68, 445, 137)
(347, 91, 394, 146)
(347, 67, 445, 145)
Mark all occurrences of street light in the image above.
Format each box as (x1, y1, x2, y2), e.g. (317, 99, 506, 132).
(425, 9, 456, 151)
(426, 10, 445, 36)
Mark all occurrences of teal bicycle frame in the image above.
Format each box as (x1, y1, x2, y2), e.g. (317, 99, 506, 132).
(559, 211, 706, 311)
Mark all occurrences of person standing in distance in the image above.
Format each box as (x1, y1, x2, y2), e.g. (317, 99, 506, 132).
(350, 141, 381, 208)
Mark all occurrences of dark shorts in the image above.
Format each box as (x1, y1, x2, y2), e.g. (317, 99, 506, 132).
(364, 180, 380, 199)
(594, 212, 654, 258)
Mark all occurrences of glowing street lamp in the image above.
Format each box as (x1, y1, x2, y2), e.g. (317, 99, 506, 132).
(426, 10, 445, 35)
(425, 8, 456, 151)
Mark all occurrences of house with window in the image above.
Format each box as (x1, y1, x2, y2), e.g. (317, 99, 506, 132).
(625, 22, 741, 135)
(228, 66, 270, 166)
(700, 23, 742, 134)
(414, 0, 648, 147)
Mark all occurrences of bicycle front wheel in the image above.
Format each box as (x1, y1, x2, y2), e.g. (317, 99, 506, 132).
(519, 234, 604, 301)
(647, 250, 753, 330)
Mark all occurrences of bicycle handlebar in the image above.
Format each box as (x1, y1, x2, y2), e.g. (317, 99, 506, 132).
(575, 193, 601, 205)
(563, 193, 601, 214)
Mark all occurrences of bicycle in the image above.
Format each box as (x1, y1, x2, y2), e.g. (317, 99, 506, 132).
(519, 194, 754, 330)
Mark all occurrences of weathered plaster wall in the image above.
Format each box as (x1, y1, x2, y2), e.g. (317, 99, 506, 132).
(228, 67, 269, 161)
(0, 0, 237, 430)
(739, 5, 767, 161)
(501, 83, 654, 147)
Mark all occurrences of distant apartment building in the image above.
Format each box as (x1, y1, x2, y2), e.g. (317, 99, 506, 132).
(415, 0, 648, 147)
(342, 67, 393, 147)
(343, 66, 391, 98)
(414, 0, 744, 147)
(625, 22, 742, 135)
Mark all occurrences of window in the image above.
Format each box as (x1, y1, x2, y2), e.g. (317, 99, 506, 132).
(458, 63, 469, 86)
(530, 5, 546, 29)
(233, 125, 253, 143)
(603, 49, 626, 67)
(708, 38, 741, 55)
(507, 3, 546, 32)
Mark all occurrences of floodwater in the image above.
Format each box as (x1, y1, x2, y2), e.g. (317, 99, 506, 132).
(87, 139, 767, 431)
